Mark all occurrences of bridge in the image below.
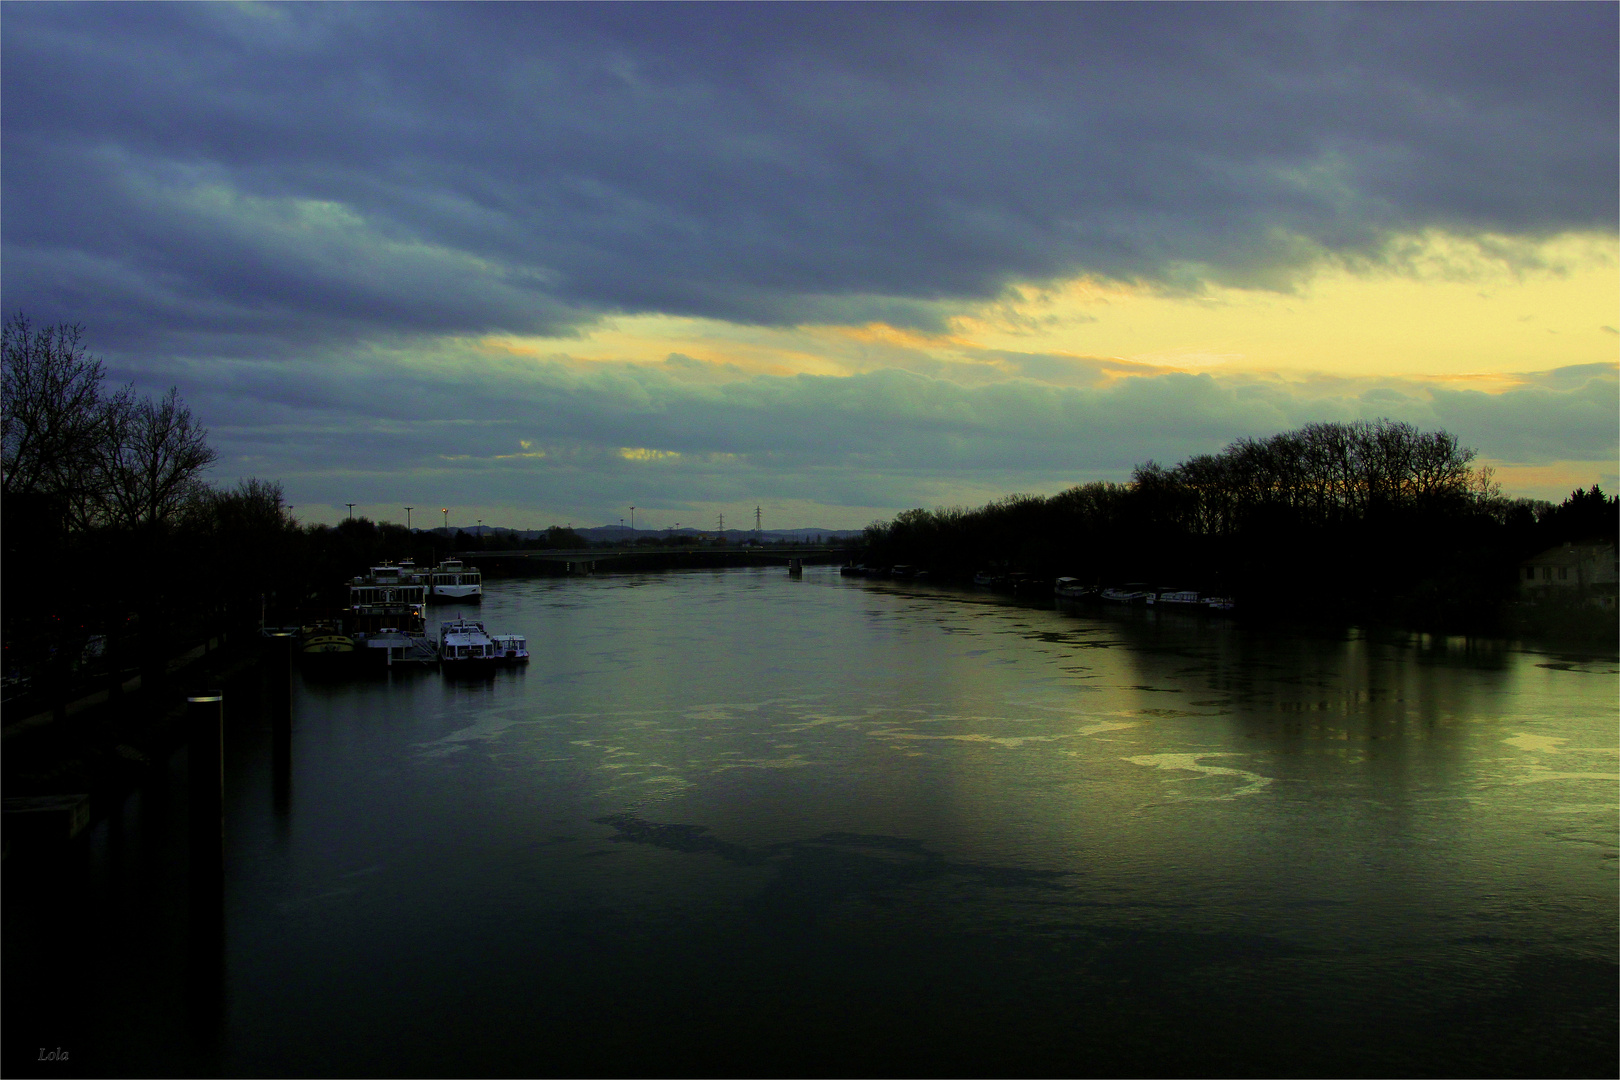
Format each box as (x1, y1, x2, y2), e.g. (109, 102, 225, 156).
(455, 545, 855, 575)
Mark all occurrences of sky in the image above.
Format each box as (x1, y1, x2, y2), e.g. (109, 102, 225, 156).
(3, 3, 1615, 530)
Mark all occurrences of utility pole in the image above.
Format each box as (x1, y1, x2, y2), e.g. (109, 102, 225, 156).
(405, 506, 414, 531)
(346, 503, 356, 520)
(630, 506, 636, 533)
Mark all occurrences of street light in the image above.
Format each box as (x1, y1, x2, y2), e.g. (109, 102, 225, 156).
(405, 506, 414, 531)
(442, 508, 448, 531)
(630, 506, 636, 533)
(346, 503, 356, 520)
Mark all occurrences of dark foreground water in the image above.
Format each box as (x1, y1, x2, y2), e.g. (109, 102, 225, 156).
(6, 568, 1617, 1077)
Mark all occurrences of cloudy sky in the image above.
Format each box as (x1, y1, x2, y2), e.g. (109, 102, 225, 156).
(4, 3, 1615, 530)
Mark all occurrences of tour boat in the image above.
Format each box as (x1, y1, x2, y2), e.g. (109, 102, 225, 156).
(428, 558, 483, 604)
(491, 633, 529, 665)
(350, 566, 429, 634)
(1148, 589, 1202, 607)
(439, 619, 500, 669)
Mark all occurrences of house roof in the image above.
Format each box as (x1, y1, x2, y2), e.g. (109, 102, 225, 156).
(1521, 542, 1618, 568)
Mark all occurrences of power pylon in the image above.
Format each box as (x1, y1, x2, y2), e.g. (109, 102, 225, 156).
(754, 505, 762, 537)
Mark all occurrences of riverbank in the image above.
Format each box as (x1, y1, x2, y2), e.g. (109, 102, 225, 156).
(2, 635, 270, 853)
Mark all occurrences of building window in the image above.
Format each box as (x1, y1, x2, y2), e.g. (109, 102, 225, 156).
(1558, 567, 1568, 580)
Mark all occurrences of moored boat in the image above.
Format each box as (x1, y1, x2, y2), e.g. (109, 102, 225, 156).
(491, 633, 529, 664)
(351, 566, 429, 632)
(299, 620, 355, 663)
(439, 618, 500, 670)
(1054, 577, 1096, 600)
(1149, 589, 1202, 607)
(1100, 583, 1152, 603)
(428, 558, 483, 604)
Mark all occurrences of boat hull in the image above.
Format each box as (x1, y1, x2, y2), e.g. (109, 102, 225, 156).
(430, 587, 483, 604)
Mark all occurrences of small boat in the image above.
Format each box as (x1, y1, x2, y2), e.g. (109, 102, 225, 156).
(439, 619, 501, 670)
(840, 564, 869, 577)
(1148, 589, 1202, 607)
(1053, 577, 1095, 600)
(491, 633, 529, 664)
(1099, 583, 1152, 603)
(299, 621, 355, 660)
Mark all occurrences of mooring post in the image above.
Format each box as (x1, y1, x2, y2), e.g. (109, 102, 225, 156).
(267, 633, 294, 819)
(187, 692, 225, 872)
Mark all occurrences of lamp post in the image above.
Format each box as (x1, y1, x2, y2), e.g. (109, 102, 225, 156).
(405, 506, 414, 531)
(442, 508, 448, 530)
(346, 503, 356, 520)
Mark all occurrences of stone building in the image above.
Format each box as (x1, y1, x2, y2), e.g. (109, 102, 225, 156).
(1518, 542, 1619, 609)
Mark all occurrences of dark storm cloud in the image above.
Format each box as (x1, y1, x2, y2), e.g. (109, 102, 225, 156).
(4, 2, 1614, 351)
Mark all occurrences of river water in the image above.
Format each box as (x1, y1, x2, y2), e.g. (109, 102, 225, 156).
(8, 568, 1617, 1077)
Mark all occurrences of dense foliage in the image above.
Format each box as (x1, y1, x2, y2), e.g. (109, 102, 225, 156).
(863, 420, 1615, 630)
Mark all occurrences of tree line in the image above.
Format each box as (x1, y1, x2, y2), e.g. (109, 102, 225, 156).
(863, 419, 1615, 630)
(0, 318, 457, 704)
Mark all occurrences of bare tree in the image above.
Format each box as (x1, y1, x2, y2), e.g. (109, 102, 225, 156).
(0, 315, 110, 502)
(93, 386, 218, 533)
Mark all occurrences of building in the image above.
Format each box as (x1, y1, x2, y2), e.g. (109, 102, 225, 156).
(1518, 542, 1619, 609)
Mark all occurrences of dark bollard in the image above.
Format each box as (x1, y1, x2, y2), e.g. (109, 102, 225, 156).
(185, 691, 227, 1054)
(268, 634, 294, 819)
(187, 693, 224, 872)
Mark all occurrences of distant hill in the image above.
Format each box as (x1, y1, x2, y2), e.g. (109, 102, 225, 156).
(429, 525, 863, 544)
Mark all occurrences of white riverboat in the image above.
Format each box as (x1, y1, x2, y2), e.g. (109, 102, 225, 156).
(1148, 589, 1202, 607)
(439, 618, 500, 670)
(350, 566, 429, 631)
(429, 559, 483, 604)
(491, 633, 529, 665)
(1099, 583, 1153, 603)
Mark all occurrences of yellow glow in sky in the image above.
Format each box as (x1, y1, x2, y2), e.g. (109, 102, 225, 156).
(487, 229, 1617, 386)
(960, 230, 1619, 378)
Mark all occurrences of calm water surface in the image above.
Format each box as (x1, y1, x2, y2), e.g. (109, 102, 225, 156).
(11, 568, 1618, 1076)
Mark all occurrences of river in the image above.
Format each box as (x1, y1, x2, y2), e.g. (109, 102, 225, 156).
(7, 567, 1617, 1077)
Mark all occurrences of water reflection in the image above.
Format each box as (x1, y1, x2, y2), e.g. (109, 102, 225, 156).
(6, 568, 1615, 1077)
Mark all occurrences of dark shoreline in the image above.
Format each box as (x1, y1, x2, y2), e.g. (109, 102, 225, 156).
(2, 635, 269, 857)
